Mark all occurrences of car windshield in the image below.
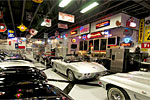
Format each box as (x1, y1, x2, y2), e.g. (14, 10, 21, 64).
(64, 54, 81, 62)
(0, 81, 68, 99)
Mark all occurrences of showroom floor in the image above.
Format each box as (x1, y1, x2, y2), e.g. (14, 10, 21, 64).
(26, 54, 107, 100)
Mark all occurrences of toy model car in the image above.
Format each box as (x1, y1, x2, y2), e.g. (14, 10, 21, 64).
(51, 54, 107, 81)
(99, 71, 150, 100)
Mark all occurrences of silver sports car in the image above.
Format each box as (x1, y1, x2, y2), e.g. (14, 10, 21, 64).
(51, 54, 107, 81)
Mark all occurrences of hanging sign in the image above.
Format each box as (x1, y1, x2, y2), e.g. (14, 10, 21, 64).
(17, 24, 27, 32)
(96, 20, 110, 29)
(58, 23, 68, 29)
(144, 26, 150, 42)
(126, 17, 136, 28)
(32, 0, 43, 3)
(44, 18, 51, 27)
(59, 12, 75, 23)
(138, 19, 144, 43)
(70, 30, 77, 35)
(0, 23, 7, 32)
(0, 11, 3, 19)
(29, 29, 38, 36)
(80, 24, 89, 34)
(8, 29, 15, 38)
(44, 33, 48, 38)
(71, 38, 76, 43)
(141, 43, 150, 48)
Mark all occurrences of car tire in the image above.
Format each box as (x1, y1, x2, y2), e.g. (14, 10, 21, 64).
(67, 70, 76, 81)
(107, 86, 130, 100)
(52, 63, 57, 72)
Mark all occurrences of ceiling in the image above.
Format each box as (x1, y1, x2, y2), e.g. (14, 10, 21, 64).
(0, 0, 150, 39)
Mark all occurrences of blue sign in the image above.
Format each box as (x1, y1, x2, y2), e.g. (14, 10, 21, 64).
(8, 29, 15, 38)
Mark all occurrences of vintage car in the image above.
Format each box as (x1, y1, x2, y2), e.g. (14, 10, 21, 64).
(0, 61, 47, 81)
(51, 54, 107, 81)
(0, 64, 73, 100)
(99, 71, 150, 100)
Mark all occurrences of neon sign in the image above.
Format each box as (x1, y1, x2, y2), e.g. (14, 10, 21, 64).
(90, 32, 102, 38)
(96, 20, 110, 29)
(71, 30, 77, 35)
(120, 43, 131, 47)
(17, 24, 27, 32)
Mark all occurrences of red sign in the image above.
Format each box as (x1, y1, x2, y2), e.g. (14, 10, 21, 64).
(59, 12, 75, 23)
(120, 43, 131, 47)
(18, 46, 25, 49)
(29, 29, 38, 36)
(71, 30, 77, 35)
(126, 17, 136, 28)
(0, 23, 6, 32)
(0, 11, 3, 19)
(96, 20, 110, 29)
(90, 32, 102, 38)
(141, 43, 150, 48)
(58, 23, 68, 29)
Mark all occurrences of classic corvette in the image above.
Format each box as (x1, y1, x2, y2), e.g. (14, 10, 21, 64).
(99, 71, 150, 100)
(51, 54, 107, 81)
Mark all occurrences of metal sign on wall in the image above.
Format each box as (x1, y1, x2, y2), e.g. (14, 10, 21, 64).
(144, 26, 150, 42)
(58, 12, 75, 23)
(138, 19, 145, 43)
(141, 43, 150, 48)
(80, 24, 89, 34)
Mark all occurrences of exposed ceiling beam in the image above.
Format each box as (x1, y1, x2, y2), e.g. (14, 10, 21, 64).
(7, 0, 17, 36)
(21, 0, 26, 22)
(24, 3, 41, 36)
(133, 0, 150, 10)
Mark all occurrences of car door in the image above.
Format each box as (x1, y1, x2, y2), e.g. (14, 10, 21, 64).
(55, 60, 68, 74)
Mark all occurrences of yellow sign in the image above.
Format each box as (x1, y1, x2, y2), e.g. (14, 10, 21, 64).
(144, 26, 150, 42)
(8, 30, 14, 33)
(141, 48, 148, 52)
(32, 0, 43, 3)
(138, 19, 145, 43)
(17, 24, 27, 32)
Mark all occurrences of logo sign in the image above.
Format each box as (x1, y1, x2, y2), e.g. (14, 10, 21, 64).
(32, 0, 43, 3)
(59, 12, 75, 23)
(0, 23, 7, 32)
(90, 32, 102, 38)
(58, 23, 68, 29)
(44, 18, 51, 27)
(80, 24, 89, 34)
(17, 24, 27, 32)
(126, 17, 136, 28)
(29, 29, 38, 36)
(144, 26, 150, 42)
(71, 38, 76, 43)
(96, 20, 110, 29)
(138, 19, 144, 43)
(120, 43, 131, 47)
(141, 43, 150, 48)
(0, 11, 3, 19)
(8, 29, 15, 38)
(71, 30, 77, 35)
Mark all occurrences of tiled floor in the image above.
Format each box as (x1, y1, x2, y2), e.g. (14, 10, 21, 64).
(26, 54, 107, 100)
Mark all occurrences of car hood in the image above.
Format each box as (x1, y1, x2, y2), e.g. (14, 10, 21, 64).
(69, 62, 107, 73)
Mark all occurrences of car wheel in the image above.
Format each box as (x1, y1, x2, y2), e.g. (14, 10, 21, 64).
(107, 87, 130, 100)
(67, 70, 76, 81)
(52, 63, 57, 72)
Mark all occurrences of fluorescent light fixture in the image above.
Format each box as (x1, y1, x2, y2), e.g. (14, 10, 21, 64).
(59, 0, 72, 8)
(80, 2, 99, 13)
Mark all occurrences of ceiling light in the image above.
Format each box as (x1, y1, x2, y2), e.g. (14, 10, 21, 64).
(80, 2, 99, 13)
(59, 0, 72, 8)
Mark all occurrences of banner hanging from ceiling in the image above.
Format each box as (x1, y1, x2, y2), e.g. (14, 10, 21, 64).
(0, 11, 3, 19)
(0, 23, 7, 32)
(29, 29, 38, 36)
(144, 26, 150, 42)
(58, 12, 75, 23)
(58, 23, 68, 29)
(8, 29, 15, 39)
(138, 19, 144, 43)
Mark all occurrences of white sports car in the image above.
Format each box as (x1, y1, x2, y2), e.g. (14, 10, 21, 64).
(51, 55, 107, 81)
(99, 71, 150, 100)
